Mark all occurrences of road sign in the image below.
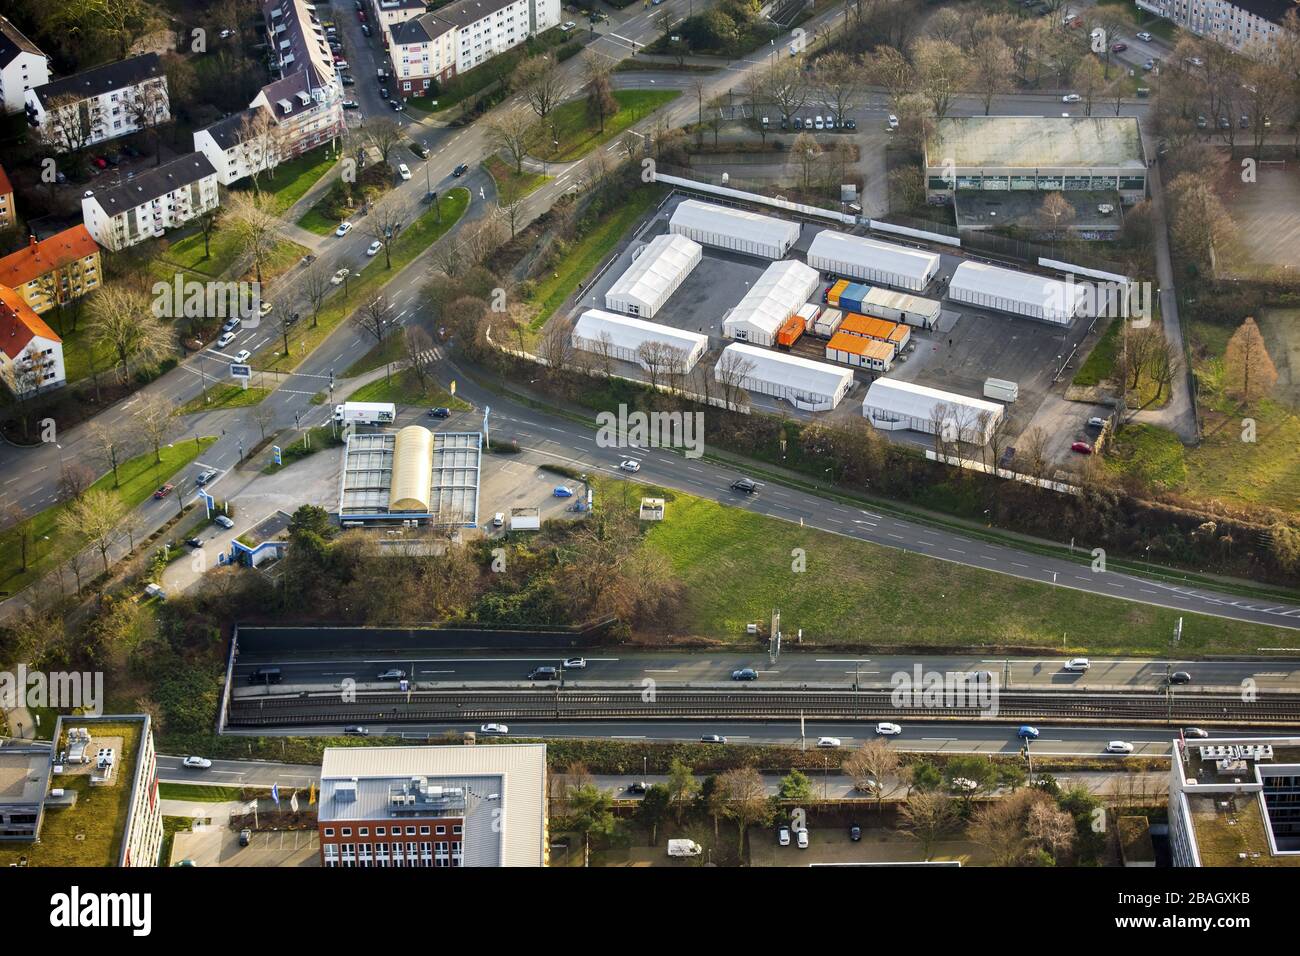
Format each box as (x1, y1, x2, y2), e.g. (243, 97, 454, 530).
(230, 363, 252, 379)
(272, 445, 282, 466)
(449, 379, 456, 396)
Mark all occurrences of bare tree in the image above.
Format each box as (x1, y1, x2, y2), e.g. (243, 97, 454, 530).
(515, 55, 569, 143)
(38, 93, 94, 154)
(302, 259, 331, 328)
(87, 423, 133, 488)
(122, 74, 170, 165)
(716, 768, 771, 854)
(912, 38, 970, 121)
(58, 461, 96, 503)
(227, 192, 279, 285)
(815, 52, 866, 124)
(1036, 192, 1076, 239)
(135, 392, 176, 464)
(538, 318, 574, 372)
(57, 488, 125, 576)
(484, 112, 538, 174)
(714, 350, 755, 411)
(88, 286, 171, 384)
(233, 106, 278, 195)
(898, 791, 960, 860)
(844, 740, 901, 814)
(365, 117, 404, 165)
(358, 295, 394, 345)
(583, 56, 618, 135)
(763, 60, 810, 125)
(1223, 316, 1278, 405)
(404, 325, 436, 389)
(1018, 426, 1050, 479)
(363, 196, 412, 270)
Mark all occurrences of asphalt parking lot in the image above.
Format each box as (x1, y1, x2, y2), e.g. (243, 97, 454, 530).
(171, 826, 320, 868)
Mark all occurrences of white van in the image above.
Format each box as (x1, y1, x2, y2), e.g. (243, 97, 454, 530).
(1063, 658, 1091, 672)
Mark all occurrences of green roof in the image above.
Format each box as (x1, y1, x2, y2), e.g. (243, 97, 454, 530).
(928, 116, 1146, 170)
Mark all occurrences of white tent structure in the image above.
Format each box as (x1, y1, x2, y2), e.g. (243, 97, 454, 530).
(669, 199, 800, 258)
(571, 309, 709, 373)
(948, 261, 1082, 325)
(806, 230, 941, 292)
(721, 260, 819, 346)
(716, 342, 854, 412)
(604, 234, 702, 318)
(861, 378, 1003, 445)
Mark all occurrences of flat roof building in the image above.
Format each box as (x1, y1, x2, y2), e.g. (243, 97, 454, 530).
(669, 199, 800, 259)
(338, 427, 482, 524)
(806, 231, 940, 293)
(318, 743, 548, 867)
(948, 261, 1083, 326)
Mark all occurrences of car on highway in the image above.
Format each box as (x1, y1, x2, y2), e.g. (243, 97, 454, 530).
(730, 477, 759, 494)
(233, 349, 251, 363)
(480, 723, 509, 735)
(214, 514, 235, 529)
(1183, 727, 1210, 739)
(335, 221, 353, 237)
(849, 823, 861, 841)
(618, 459, 640, 473)
(553, 485, 574, 497)
(796, 829, 809, 849)
(1062, 93, 1082, 103)
(731, 668, 758, 681)
(626, 781, 648, 793)
(564, 657, 586, 669)
(817, 736, 842, 748)
(331, 268, 350, 285)
(377, 669, 406, 680)
(1063, 657, 1091, 672)
(428, 407, 451, 418)
(1018, 725, 1040, 739)
(1106, 741, 1135, 754)
(221, 317, 240, 333)
(778, 826, 791, 846)
(1169, 671, 1193, 685)
(700, 734, 727, 744)
(196, 468, 218, 485)
(366, 240, 382, 256)
(216, 331, 236, 347)
(528, 666, 559, 680)
(182, 755, 212, 769)
(153, 483, 174, 499)
(1071, 441, 1093, 454)
(1136, 30, 1153, 41)
(876, 722, 902, 736)
(452, 163, 470, 177)
(344, 725, 369, 736)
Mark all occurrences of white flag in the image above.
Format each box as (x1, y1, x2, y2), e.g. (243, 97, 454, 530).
(290, 790, 299, 813)
(246, 800, 258, 814)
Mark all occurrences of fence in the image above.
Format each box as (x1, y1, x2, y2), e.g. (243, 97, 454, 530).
(652, 170, 856, 225)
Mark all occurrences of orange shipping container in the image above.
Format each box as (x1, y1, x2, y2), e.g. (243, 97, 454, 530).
(827, 279, 850, 307)
(776, 314, 805, 348)
(838, 312, 900, 344)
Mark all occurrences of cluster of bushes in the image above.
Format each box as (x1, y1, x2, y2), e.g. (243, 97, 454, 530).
(317, 163, 392, 221)
(657, 0, 776, 57)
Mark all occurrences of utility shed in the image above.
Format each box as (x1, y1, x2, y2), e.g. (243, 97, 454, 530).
(669, 199, 800, 258)
(806, 230, 941, 292)
(721, 259, 819, 346)
(948, 261, 1081, 325)
(604, 233, 702, 318)
(716, 342, 854, 411)
(571, 309, 709, 373)
(862, 378, 1003, 445)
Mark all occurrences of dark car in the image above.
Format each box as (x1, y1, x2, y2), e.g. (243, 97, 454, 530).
(184, 537, 203, 549)
(626, 781, 649, 794)
(409, 141, 430, 158)
(700, 734, 727, 744)
(379, 85, 389, 99)
(239, 828, 252, 847)
(849, 824, 861, 841)
(428, 406, 451, 418)
(1169, 671, 1193, 685)
(844, 119, 857, 130)
(341, 75, 355, 86)
(344, 725, 369, 736)
(452, 163, 470, 177)
(361, 23, 372, 36)
(528, 666, 559, 680)
(731, 668, 758, 681)
(730, 478, 758, 494)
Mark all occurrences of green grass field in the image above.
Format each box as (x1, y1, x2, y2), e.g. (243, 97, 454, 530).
(262, 425, 344, 474)
(484, 155, 549, 200)
(343, 333, 406, 377)
(1073, 317, 1121, 387)
(179, 384, 270, 415)
(0, 437, 216, 595)
(1104, 423, 1188, 489)
(635, 482, 1289, 654)
(542, 90, 679, 162)
(231, 145, 337, 215)
(345, 367, 469, 408)
(527, 184, 664, 330)
(158, 784, 245, 802)
(256, 188, 469, 372)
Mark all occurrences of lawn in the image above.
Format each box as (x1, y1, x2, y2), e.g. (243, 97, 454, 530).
(262, 425, 344, 475)
(541, 89, 680, 162)
(1104, 423, 1188, 490)
(343, 332, 406, 377)
(484, 154, 549, 200)
(406, 28, 571, 113)
(527, 183, 664, 330)
(634, 482, 1292, 654)
(0, 436, 217, 596)
(345, 367, 469, 408)
(153, 227, 307, 285)
(179, 384, 271, 415)
(256, 188, 470, 372)
(1073, 316, 1121, 387)
(158, 783, 245, 802)
(49, 322, 118, 386)
(231, 144, 338, 215)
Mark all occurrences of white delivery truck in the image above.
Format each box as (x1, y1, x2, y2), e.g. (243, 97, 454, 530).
(983, 378, 1019, 403)
(667, 839, 703, 857)
(333, 402, 397, 425)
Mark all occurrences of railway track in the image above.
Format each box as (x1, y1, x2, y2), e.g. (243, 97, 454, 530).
(225, 688, 1300, 728)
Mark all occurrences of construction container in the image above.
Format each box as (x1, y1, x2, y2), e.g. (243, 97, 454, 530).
(825, 279, 851, 308)
(838, 313, 903, 354)
(796, 302, 822, 332)
(776, 314, 805, 349)
(858, 287, 942, 329)
(983, 378, 1019, 402)
(813, 308, 844, 338)
(838, 283, 872, 315)
(826, 331, 894, 371)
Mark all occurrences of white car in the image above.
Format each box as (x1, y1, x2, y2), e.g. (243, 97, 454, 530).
(618, 459, 641, 473)
(335, 221, 353, 237)
(331, 268, 350, 285)
(492, 512, 505, 528)
(259, 301, 273, 317)
(233, 350, 251, 363)
(1062, 93, 1082, 103)
(886, 114, 899, 130)
(214, 514, 235, 529)
(1136, 31, 1153, 41)
(398, 163, 412, 180)
(564, 657, 587, 669)
(216, 331, 235, 347)
(480, 723, 509, 735)
(182, 756, 212, 769)
(796, 829, 809, 849)
(778, 826, 791, 846)
(816, 736, 841, 748)
(813, 115, 824, 130)
(219, 29, 234, 38)
(1063, 657, 1091, 672)
(876, 722, 902, 736)
(366, 240, 382, 256)
(1106, 741, 1135, 754)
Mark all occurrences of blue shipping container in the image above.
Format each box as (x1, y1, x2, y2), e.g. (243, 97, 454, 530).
(839, 283, 872, 314)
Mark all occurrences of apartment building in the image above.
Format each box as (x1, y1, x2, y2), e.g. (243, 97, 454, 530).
(81, 152, 219, 252)
(25, 53, 169, 153)
(385, 0, 560, 95)
(194, 105, 278, 186)
(1135, 0, 1292, 56)
(1168, 733, 1300, 866)
(256, 0, 345, 159)
(0, 284, 65, 393)
(371, 0, 430, 40)
(0, 162, 12, 230)
(0, 15, 48, 115)
(318, 744, 548, 867)
(0, 225, 102, 315)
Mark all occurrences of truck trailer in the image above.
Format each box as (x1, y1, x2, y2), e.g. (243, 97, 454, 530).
(333, 401, 397, 425)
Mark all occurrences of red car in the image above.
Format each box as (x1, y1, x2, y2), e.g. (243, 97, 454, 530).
(92, 156, 108, 169)
(357, 9, 367, 20)
(1071, 441, 1093, 455)
(1111, 41, 1128, 52)
(152, 483, 174, 499)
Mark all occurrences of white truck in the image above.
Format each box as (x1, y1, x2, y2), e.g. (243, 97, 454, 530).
(333, 402, 397, 425)
(667, 839, 703, 858)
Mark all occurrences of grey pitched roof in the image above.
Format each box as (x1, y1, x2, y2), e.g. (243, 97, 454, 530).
(87, 152, 215, 214)
(197, 106, 270, 149)
(30, 53, 162, 108)
(391, 12, 451, 45)
(0, 15, 44, 68)
(432, 0, 518, 31)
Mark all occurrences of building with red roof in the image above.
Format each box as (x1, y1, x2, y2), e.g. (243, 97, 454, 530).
(0, 224, 101, 314)
(0, 283, 65, 394)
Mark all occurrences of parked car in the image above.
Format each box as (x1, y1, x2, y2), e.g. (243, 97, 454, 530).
(214, 514, 235, 529)
(216, 331, 236, 347)
(817, 736, 841, 748)
(452, 163, 470, 177)
(331, 268, 350, 285)
(335, 221, 353, 236)
(1106, 741, 1135, 754)
(849, 823, 861, 841)
(813, 115, 824, 130)
(342, 99, 359, 109)
(390, 98, 404, 110)
(341, 76, 356, 87)
(553, 485, 574, 498)
(876, 722, 902, 736)
(1195, 115, 1208, 129)
(844, 118, 856, 130)
(1087, 416, 1106, 428)
(366, 240, 382, 256)
(778, 826, 791, 846)
(626, 781, 648, 793)
(886, 114, 899, 130)
(793, 117, 803, 129)
(182, 755, 212, 769)
(1063, 657, 1091, 672)
(239, 828, 252, 846)
(731, 668, 758, 681)
(184, 537, 203, 549)
(1018, 725, 1040, 739)
(1169, 671, 1193, 685)
(618, 458, 641, 472)
(344, 725, 369, 736)
(409, 141, 429, 158)
(700, 734, 727, 744)
(233, 349, 251, 363)
(428, 406, 451, 418)
(480, 723, 509, 735)
(1071, 441, 1093, 454)
(564, 657, 586, 669)
(361, 23, 372, 36)
(153, 483, 174, 499)
(797, 829, 809, 849)
(492, 512, 505, 528)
